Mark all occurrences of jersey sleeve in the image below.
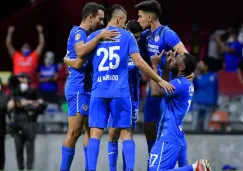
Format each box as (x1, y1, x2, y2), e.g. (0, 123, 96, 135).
(164, 29, 181, 48)
(73, 30, 87, 45)
(163, 79, 183, 99)
(128, 33, 140, 56)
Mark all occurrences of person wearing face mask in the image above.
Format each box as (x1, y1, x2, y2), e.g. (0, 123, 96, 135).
(216, 29, 243, 72)
(7, 73, 45, 171)
(5, 25, 45, 88)
(38, 51, 61, 110)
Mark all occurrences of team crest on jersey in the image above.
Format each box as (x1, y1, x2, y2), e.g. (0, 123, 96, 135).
(154, 35, 160, 42)
(82, 103, 88, 111)
(75, 33, 81, 41)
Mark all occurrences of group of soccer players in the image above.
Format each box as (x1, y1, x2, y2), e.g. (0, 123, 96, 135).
(60, 1, 212, 171)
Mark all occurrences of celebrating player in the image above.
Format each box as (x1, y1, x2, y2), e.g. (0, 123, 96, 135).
(149, 50, 211, 171)
(107, 20, 143, 171)
(60, 3, 119, 171)
(134, 0, 193, 158)
(84, 4, 174, 171)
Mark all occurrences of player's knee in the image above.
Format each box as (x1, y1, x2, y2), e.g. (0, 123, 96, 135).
(120, 128, 133, 141)
(67, 127, 82, 140)
(109, 129, 120, 142)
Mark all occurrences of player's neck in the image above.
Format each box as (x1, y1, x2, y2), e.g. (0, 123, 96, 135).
(150, 20, 161, 32)
(107, 21, 120, 28)
(177, 71, 185, 77)
(80, 22, 92, 32)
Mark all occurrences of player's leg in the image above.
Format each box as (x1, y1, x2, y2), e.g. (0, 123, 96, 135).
(83, 117, 90, 171)
(144, 95, 162, 153)
(110, 97, 135, 171)
(177, 136, 188, 167)
(88, 97, 110, 171)
(60, 93, 88, 171)
(122, 101, 139, 171)
(108, 127, 120, 171)
(148, 139, 211, 171)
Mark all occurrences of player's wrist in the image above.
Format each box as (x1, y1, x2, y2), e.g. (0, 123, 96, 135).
(151, 64, 158, 70)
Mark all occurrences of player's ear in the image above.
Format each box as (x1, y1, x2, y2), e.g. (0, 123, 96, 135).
(180, 64, 185, 71)
(148, 15, 152, 22)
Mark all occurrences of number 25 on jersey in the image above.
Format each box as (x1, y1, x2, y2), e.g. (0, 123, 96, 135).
(97, 46, 120, 71)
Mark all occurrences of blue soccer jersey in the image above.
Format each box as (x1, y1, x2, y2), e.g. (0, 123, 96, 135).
(141, 26, 181, 122)
(128, 57, 140, 102)
(157, 77, 194, 145)
(65, 26, 92, 116)
(65, 26, 92, 94)
(148, 77, 193, 171)
(86, 26, 139, 98)
(86, 26, 139, 128)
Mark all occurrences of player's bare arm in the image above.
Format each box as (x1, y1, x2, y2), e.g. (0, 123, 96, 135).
(76, 29, 120, 58)
(35, 25, 45, 56)
(6, 26, 16, 57)
(131, 52, 175, 93)
(63, 56, 87, 69)
(216, 35, 235, 53)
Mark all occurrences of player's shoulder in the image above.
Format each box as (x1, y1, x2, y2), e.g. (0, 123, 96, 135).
(141, 29, 150, 38)
(87, 28, 103, 39)
(170, 77, 191, 88)
(70, 26, 87, 37)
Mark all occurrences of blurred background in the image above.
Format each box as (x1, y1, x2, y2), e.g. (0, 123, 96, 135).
(0, 0, 243, 170)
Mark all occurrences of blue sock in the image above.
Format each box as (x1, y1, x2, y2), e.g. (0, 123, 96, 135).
(122, 151, 126, 171)
(83, 146, 88, 171)
(60, 146, 75, 171)
(147, 140, 156, 154)
(108, 142, 118, 171)
(122, 140, 135, 171)
(88, 138, 100, 171)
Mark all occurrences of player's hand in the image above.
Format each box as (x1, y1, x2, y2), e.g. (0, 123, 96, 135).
(99, 29, 120, 41)
(8, 26, 15, 33)
(158, 79, 175, 94)
(186, 73, 195, 81)
(165, 49, 178, 64)
(63, 56, 69, 64)
(36, 25, 43, 32)
(151, 50, 164, 67)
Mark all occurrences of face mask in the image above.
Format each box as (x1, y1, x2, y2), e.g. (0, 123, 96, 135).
(20, 83, 28, 92)
(22, 49, 31, 57)
(227, 36, 234, 43)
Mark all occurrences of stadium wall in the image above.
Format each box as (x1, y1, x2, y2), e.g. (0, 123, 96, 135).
(4, 134, 243, 171)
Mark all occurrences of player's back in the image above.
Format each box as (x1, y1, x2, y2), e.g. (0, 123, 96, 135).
(65, 26, 92, 93)
(157, 77, 194, 146)
(87, 26, 139, 98)
(128, 57, 139, 101)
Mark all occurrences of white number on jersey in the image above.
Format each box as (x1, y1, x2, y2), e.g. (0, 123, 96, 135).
(149, 153, 158, 167)
(97, 46, 120, 71)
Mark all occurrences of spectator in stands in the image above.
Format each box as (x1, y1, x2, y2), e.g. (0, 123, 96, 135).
(38, 51, 61, 110)
(192, 57, 218, 131)
(208, 29, 226, 72)
(216, 29, 242, 72)
(238, 23, 243, 44)
(5, 25, 45, 88)
(0, 79, 9, 170)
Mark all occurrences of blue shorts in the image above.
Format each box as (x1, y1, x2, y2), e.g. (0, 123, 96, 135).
(108, 100, 139, 128)
(89, 97, 132, 128)
(148, 139, 183, 171)
(65, 92, 90, 116)
(177, 137, 188, 167)
(144, 93, 162, 122)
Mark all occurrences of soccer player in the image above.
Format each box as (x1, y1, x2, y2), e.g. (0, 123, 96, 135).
(60, 3, 119, 171)
(149, 50, 211, 171)
(84, 4, 174, 171)
(134, 0, 193, 157)
(107, 20, 143, 171)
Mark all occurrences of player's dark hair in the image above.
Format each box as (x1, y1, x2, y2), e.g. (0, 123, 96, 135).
(98, 4, 106, 12)
(202, 57, 210, 66)
(135, 0, 162, 18)
(183, 53, 197, 76)
(106, 4, 127, 22)
(126, 20, 143, 34)
(82, 2, 99, 20)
